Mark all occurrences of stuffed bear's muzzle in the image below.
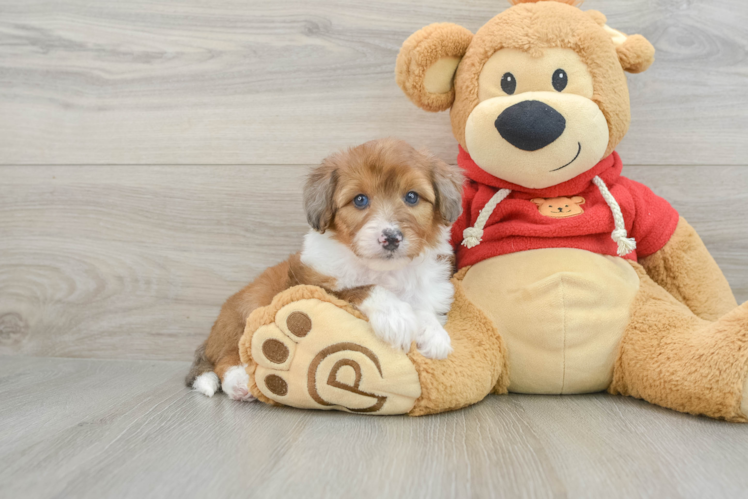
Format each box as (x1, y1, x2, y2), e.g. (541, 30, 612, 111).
(465, 92, 609, 189)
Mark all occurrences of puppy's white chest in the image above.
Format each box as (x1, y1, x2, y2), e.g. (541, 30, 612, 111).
(300, 229, 451, 309)
(372, 270, 413, 296)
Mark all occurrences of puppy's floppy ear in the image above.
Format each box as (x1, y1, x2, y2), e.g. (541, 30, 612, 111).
(429, 154, 464, 224)
(396, 23, 473, 112)
(303, 157, 339, 233)
(603, 25, 655, 74)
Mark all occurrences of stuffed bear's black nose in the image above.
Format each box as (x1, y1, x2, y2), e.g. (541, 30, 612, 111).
(495, 100, 566, 151)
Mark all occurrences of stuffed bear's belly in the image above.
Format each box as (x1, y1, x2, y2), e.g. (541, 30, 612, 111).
(461, 248, 640, 394)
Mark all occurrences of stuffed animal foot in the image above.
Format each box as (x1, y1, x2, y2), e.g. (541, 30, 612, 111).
(240, 287, 422, 415)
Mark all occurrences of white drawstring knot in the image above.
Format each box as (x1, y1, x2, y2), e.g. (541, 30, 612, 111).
(592, 175, 636, 256)
(462, 227, 484, 249)
(461, 188, 511, 249)
(611, 228, 637, 256)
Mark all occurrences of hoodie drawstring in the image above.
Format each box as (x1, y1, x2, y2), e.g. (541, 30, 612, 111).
(461, 176, 636, 257)
(461, 188, 511, 249)
(591, 175, 637, 256)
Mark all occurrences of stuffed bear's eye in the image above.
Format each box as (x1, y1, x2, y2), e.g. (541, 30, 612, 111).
(552, 69, 568, 92)
(353, 194, 369, 209)
(404, 191, 419, 206)
(501, 72, 516, 95)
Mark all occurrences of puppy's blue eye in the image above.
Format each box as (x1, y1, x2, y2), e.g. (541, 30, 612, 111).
(404, 191, 419, 206)
(353, 194, 369, 209)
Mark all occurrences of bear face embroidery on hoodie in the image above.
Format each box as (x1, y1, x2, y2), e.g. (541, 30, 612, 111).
(531, 196, 585, 218)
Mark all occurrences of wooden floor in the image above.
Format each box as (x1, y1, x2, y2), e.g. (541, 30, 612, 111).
(1, 356, 747, 499)
(2, 0, 748, 497)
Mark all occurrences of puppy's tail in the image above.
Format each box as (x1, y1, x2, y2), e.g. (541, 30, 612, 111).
(185, 342, 215, 387)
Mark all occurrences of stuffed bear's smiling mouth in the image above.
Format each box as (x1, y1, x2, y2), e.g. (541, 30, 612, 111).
(550, 142, 582, 172)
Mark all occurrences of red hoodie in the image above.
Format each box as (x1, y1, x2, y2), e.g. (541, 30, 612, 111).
(450, 147, 679, 269)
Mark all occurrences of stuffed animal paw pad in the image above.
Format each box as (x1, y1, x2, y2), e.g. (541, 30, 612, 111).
(245, 293, 421, 415)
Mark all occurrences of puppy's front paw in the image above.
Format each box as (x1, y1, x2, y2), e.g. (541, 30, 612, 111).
(221, 365, 256, 402)
(416, 313, 453, 360)
(368, 304, 419, 352)
(360, 288, 418, 352)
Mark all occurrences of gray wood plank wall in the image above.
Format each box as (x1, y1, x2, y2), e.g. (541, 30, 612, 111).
(1, 0, 747, 362)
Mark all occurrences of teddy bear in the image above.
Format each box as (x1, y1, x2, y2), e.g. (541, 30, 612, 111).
(238, 0, 748, 421)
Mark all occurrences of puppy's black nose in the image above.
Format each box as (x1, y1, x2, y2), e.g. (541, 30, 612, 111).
(380, 228, 403, 251)
(495, 100, 566, 151)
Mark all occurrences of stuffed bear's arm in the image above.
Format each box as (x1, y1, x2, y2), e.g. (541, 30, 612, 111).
(639, 216, 738, 321)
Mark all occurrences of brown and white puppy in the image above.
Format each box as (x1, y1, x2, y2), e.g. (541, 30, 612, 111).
(186, 138, 464, 401)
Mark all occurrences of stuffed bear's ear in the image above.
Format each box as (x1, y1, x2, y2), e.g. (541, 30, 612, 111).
(571, 196, 585, 205)
(603, 25, 655, 74)
(531, 198, 545, 206)
(396, 23, 473, 112)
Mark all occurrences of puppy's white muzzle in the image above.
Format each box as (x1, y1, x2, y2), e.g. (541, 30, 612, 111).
(354, 218, 410, 270)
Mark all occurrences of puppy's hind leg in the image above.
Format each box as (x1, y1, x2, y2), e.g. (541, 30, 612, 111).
(215, 354, 256, 402)
(186, 342, 220, 397)
(190, 258, 292, 401)
(193, 372, 220, 397)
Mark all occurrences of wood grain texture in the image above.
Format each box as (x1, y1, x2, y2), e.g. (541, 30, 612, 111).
(0, 164, 308, 360)
(0, 0, 746, 165)
(0, 164, 746, 362)
(2, 3, 747, 497)
(0, 356, 747, 498)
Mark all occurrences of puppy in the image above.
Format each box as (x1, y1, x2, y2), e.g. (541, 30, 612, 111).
(186, 138, 464, 401)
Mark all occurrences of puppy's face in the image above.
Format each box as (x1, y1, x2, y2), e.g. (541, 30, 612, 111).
(304, 139, 463, 270)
